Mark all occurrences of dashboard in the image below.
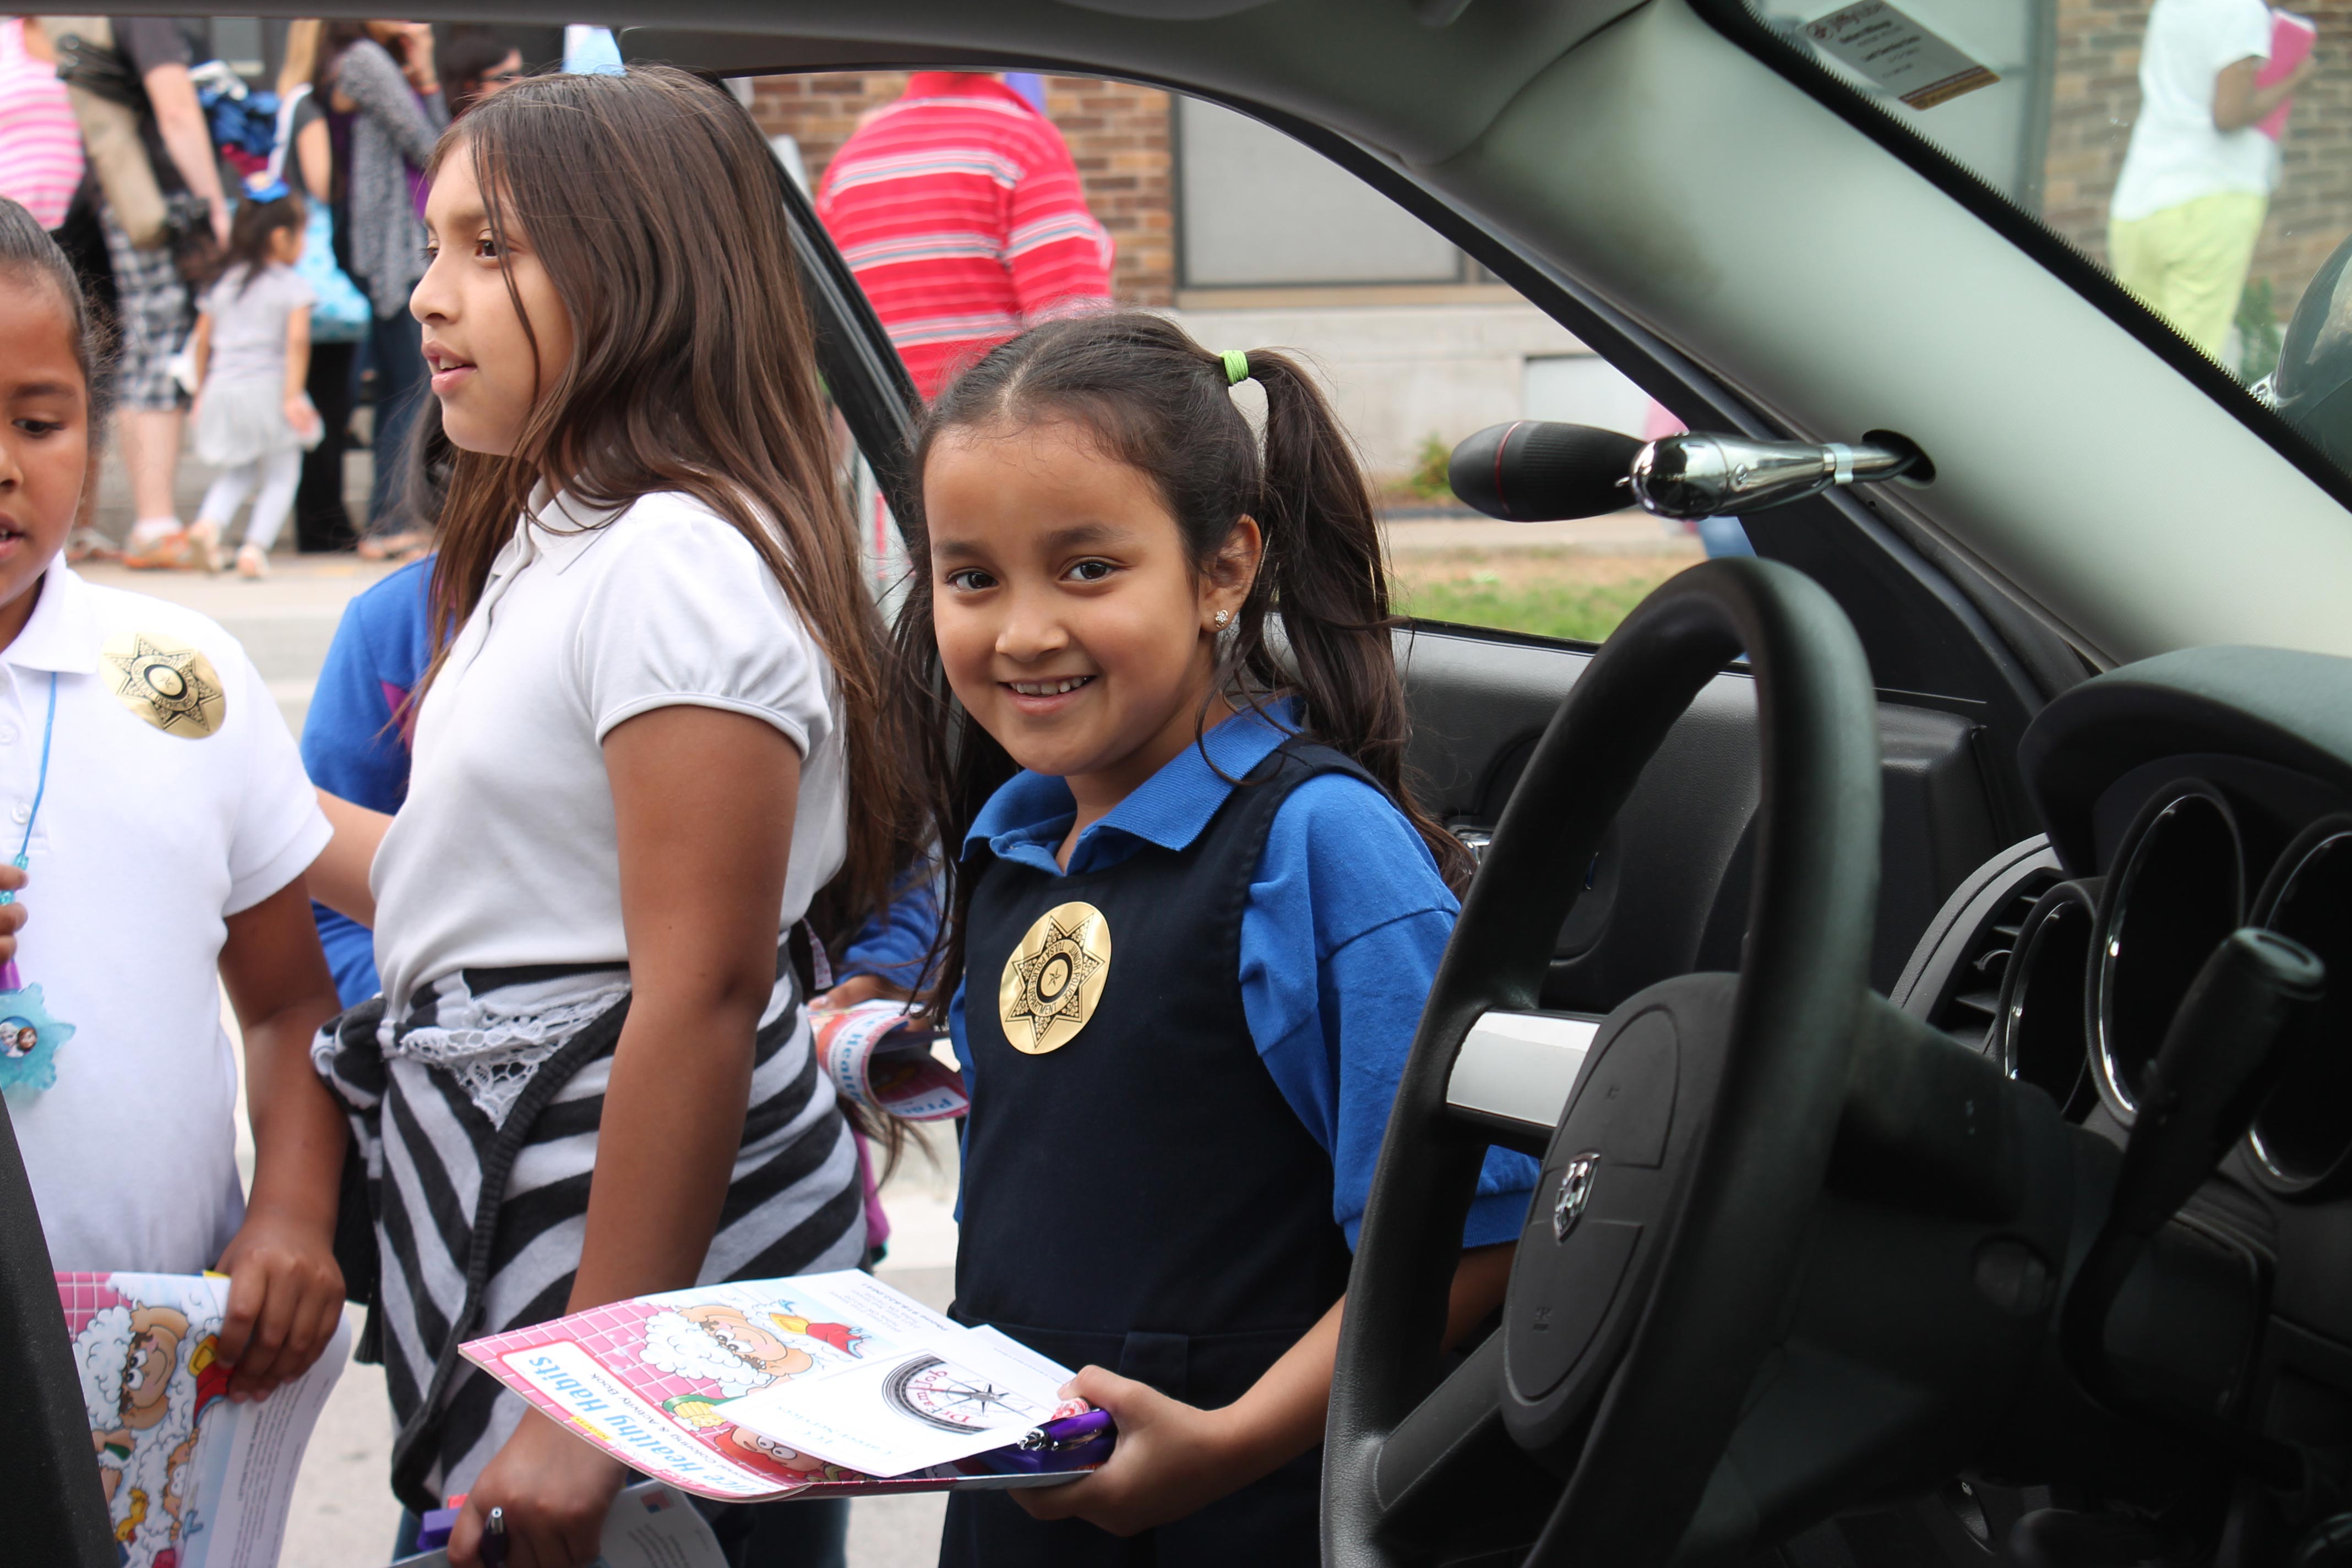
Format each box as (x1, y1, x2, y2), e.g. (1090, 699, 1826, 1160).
(1427, 642, 2352, 1555)
(1894, 645, 2352, 1453)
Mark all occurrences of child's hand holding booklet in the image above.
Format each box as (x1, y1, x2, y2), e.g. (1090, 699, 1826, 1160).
(458, 1270, 1112, 1501)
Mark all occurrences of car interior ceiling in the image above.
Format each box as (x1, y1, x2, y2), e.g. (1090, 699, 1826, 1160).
(14, 4, 2352, 1567)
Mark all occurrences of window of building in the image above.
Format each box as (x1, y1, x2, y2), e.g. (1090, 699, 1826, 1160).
(1175, 97, 1468, 288)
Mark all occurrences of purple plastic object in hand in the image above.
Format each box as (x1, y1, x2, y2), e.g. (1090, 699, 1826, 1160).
(415, 1506, 461, 1553)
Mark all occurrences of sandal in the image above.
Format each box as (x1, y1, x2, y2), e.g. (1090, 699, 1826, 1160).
(122, 526, 190, 571)
(184, 519, 225, 574)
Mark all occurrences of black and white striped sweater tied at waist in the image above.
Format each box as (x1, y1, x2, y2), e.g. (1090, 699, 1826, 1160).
(311, 950, 867, 1511)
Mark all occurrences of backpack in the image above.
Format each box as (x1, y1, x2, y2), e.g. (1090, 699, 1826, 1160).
(269, 86, 371, 342)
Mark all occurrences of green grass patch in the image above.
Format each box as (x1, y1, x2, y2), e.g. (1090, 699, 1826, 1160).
(1399, 574, 1669, 644)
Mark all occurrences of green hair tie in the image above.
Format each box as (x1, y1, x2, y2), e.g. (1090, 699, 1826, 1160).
(1219, 349, 1251, 385)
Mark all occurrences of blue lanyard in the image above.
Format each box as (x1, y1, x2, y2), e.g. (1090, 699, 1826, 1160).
(0, 674, 57, 904)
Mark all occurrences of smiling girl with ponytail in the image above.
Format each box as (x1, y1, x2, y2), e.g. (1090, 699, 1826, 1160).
(894, 311, 1535, 1566)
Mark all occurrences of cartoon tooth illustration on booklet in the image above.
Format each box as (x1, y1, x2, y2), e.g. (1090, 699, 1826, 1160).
(461, 1270, 1110, 1500)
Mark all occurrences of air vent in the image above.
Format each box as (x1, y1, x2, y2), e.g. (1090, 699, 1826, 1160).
(1926, 871, 2058, 1054)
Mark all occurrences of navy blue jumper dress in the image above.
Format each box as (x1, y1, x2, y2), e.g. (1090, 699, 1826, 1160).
(942, 735, 1375, 1567)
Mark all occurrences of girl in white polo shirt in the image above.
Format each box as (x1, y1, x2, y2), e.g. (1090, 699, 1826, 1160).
(300, 71, 919, 1565)
(0, 197, 349, 1400)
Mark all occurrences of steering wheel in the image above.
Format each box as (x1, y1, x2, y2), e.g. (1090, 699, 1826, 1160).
(1325, 557, 1885, 1567)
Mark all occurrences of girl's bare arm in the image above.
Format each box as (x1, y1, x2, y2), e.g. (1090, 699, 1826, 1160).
(214, 878, 348, 1398)
(189, 312, 212, 390)
(306, 790, 390, 927)
(296, 117, 331, 207)
(448, 704, 801, 1567)
(284, 305, 317, 437)
(578, 702, 799, 1300)
(284, 304, 312, 405)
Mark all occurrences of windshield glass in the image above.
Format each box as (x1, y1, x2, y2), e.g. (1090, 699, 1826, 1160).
(1742, 0, 2352, 471)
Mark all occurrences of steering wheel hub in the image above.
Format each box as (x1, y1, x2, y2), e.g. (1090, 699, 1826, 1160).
(1504, 977, 1732, 1446)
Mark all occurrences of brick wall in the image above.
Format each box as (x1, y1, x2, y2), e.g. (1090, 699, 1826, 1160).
(2040, 0, 2352, 317)
(743, 72, 1177, 304)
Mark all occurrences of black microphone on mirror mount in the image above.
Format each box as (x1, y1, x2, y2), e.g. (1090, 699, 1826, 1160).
(1446, 421, 1647, 522)
(1447, 421, 1926, 522)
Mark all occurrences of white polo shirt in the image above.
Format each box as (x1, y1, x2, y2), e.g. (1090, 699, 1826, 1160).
(4, 563, 331, 1273)
(371, 488, 848, 1022)
(2111, 0, 2277, 222)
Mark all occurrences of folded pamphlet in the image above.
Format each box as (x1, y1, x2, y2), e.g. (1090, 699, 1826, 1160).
(459, 1271, 1107, 1501)
(814, 999, 968, 1121)
(57, 1271, 351, 1568)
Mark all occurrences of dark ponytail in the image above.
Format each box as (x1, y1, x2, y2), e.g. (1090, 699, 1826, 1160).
(208, 188, 306, 297)
(894, 310, 1472, 1024)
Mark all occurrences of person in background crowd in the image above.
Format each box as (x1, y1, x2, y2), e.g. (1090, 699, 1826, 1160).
(2109, 0, 2317, 359)
(435, 26, 524, 119)
(186, 186, 323, 580)
(279, 19, 360, 555)
(326, 19, 445, 558)
(815, 71, 1113, 400)
(0, 18, 83, 231)
(100, 17, 232, 571)
(8, 16, 111, 566)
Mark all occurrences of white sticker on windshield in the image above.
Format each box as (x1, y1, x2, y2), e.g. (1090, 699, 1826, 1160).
(1802, 0, 2000, 110)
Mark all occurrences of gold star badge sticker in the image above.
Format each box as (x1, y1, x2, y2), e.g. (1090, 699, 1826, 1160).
(998, 901, 1113, 1055)
(101, 632, 226, 738)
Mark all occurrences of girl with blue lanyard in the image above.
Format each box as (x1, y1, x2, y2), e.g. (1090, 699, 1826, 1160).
(0, 198, 347, 1400)
(897, 312, 1540, 1564)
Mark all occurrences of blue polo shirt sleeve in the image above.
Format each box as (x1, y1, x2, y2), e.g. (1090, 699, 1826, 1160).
(302, 558, 432, 812)
(301, 558, 435, 1006)
(837, 858, 943, 993)
(1240, 775, 1540, 1250)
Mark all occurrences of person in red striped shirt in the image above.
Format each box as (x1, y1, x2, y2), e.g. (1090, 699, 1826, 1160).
(816, 72, 1113, 399)
(0, 18, 84, 232)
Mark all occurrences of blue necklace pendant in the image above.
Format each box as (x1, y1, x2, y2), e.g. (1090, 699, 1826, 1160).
(0, 967, 73, 1102)
(0, 674, 68, 1103)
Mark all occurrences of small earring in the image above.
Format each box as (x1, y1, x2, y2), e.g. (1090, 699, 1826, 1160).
(1213, 609, 1232, 628)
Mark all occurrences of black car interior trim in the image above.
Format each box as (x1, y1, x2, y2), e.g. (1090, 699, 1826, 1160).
(2247, 816, 2352, 1195)
(2089, 782, 2248, 1123)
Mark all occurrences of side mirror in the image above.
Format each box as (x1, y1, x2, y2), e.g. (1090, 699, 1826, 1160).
(1448, 421, 1923, 522)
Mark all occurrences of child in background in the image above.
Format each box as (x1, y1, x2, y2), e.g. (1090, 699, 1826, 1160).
(899, 311, 1539, 1565)
(0, 196, 347, 1398)
(186, 181, 324, 580)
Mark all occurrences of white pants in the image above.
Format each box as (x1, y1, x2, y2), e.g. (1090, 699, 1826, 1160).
(196, 447, 303, 554)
